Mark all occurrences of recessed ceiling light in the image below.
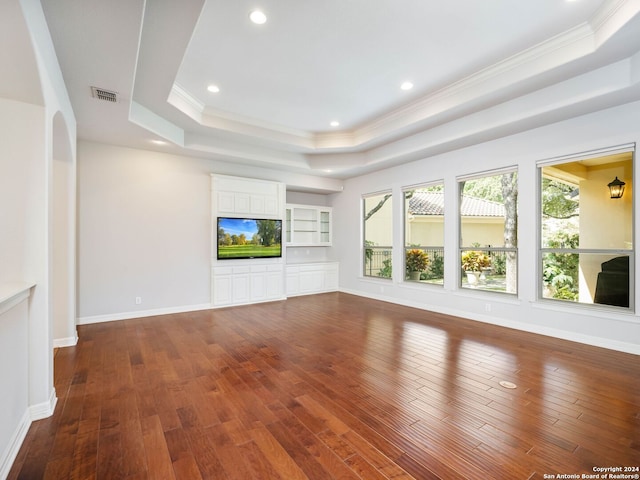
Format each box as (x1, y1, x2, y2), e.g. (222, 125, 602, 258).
(249, 10, 267, 24)
(330, 121, 340, 127)
(400, 81, 414, 91)
(207, 84, 220, 93)
(151, 140, 167, 145)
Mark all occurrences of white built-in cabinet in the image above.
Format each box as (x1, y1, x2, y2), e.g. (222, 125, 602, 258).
(286, 262, 339, 297)
(211, 175, 286, 307)
(212, 264, 284, 306)
(285, 204, 332, 246)
(215, 177, 280, 216)
(211, 177, 339, 306)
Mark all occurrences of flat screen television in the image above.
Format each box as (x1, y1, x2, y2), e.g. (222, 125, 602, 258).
(217, 217, 282, 259)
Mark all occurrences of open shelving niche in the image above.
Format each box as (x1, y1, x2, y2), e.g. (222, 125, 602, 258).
(285, 204, 332, 246)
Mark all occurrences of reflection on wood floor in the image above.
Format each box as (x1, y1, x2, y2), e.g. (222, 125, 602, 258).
(9, 292, 640, 479)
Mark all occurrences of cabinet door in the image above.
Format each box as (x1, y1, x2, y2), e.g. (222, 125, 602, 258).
(250, 194, 265, 214)
(286, 265, 299, 295)
(319, 209, 331, 245)
(213, 275, 232, 305)
(234, 194, 251, 213)
(232, 275, 250, 303)
(251, 273, 266, 301)
(217, 192, 235, 213)
(299, 269, 323, 293)
(266, 270, 283, 298)
(325, 264, 339, 290)
(285, 208, 292, 244)
(264, 197, 278, 216)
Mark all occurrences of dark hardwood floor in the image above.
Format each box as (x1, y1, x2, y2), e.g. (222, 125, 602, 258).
(9, 292, 640, 479)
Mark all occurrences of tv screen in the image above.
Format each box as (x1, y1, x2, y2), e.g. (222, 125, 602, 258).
(217, 217, 282, 259)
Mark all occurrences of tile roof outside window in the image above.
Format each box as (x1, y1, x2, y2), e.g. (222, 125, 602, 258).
(408, 192, 505, 217)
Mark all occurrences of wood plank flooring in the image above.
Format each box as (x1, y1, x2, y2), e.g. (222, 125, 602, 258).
(9, 293, 640, 479)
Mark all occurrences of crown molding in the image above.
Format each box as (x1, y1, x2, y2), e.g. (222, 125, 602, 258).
(159, 0, 640, 161)
(352, 22, 596, 148)
(169, 83, 315, 149)
(590, 0, 637, 45)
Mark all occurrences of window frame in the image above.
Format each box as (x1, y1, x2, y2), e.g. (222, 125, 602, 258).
(457, 167, 519, 295)
(402, 182, 445, 286)
(536, 144, 635, 310)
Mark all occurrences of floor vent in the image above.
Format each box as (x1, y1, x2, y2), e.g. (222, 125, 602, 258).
(91, 86, 118, 103)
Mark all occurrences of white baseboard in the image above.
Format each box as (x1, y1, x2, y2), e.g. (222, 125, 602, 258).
(338, 287, 640, 356)
(77, 303, 212, 325)
(53, 333, 78, 348)
(29, 388, 57, 421)
(0, 410, 30, 480)
(0, 390, 57, 478)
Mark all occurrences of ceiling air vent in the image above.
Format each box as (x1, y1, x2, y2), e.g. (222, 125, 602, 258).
(91, 86, 118, 103)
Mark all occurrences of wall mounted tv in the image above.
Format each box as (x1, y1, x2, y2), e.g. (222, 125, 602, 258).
(217, 217, 282, 259)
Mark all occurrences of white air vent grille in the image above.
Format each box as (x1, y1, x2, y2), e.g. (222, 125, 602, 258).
(91, 86, 118, 103)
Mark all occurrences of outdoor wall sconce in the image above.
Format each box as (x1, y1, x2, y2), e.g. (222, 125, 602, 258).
(607, 176, 625, 199)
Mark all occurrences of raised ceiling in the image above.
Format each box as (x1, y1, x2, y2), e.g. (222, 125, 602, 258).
(42, 0, 640, 180)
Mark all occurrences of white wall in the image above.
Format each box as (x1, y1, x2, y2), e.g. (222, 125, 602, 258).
(0, 98, 42, 479)
(77, 142, 342, 321)
(0, 99, 43, 282)
(0, 296, 30, 479)
(332, 100, 640, 354)
(77, 142, 212, 320)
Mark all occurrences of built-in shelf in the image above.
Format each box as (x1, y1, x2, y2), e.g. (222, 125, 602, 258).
(285, 204, 332, 246)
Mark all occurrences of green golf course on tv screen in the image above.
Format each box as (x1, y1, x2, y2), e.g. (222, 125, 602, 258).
(217, 217, 282, 259)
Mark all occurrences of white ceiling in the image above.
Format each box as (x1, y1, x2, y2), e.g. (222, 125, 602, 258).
(41, 0, 640, 181)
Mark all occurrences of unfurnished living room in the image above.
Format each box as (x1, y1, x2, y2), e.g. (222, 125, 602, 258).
(1, 0, 639, 479)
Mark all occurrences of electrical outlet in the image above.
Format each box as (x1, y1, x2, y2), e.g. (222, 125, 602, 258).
(135, 297, 142, 305)
(485, 303, 491, 312)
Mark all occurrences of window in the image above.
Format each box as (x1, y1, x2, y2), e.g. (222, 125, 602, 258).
(459, 169, 518, 294)
(539, 147, 634, 309)
(404, 184, 444, 284)
(363, 192, 393, 278)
